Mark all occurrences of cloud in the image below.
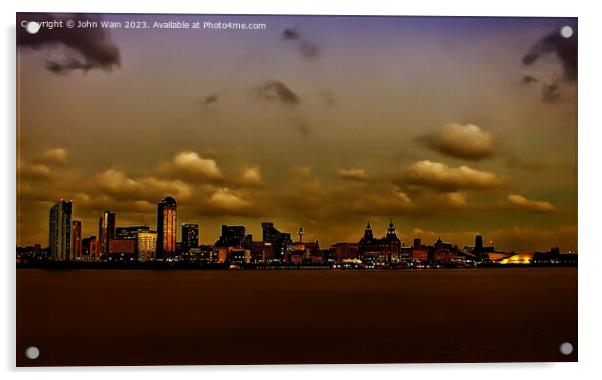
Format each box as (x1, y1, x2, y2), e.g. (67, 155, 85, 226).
(521, 28, 577, 103)
(157, 151, 223, 181)
(19, 161, 52, 181)
(94, 169, 192, 202)
(238, 166, 263, 186)
(440, 192, 468, 209)
(295, 119, 311, 135)
(505, 194, 556, 213)
(336, 168, 367, 181)
(201, 187, 259, 217)
(281, 27, 320, 58)
(281, 28, 300, 41)
(542, 83, 560, 103)
(255, 80, 300, 106)
(33, 148, 68, 166)
(522, 29, 577, 82)
(403, 160, 504, 191)
(17, 13, 120, 74)
(209, 188, 251, 209)
(416, 123, 494, 160)
(521, 75, 539, 85)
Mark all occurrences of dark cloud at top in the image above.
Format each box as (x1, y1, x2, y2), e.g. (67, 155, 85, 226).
(521, 28, 577, 103)
(522, 30, 577, 82)
(17, 13, 121, 74)
(255, 80, 300, 106)
(281, 27, 320, 59)
(281, 28, 300, 41)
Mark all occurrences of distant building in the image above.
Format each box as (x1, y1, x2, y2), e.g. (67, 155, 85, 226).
(261, 222, 293, 260)
(157, 196, 177, 259)
(71, 220, 82, 260)
(182, 223, 199, 251)
(108, 239, 136, 260)
(116, 226, 150, 240)
(49, 200, 72, 261)
(433, 237, 457, 262)
(137, 231, 157, 261)
(358, 221, 401, 264)
(331, 242, 359, 261)
(82, 235, 98, 260)
(98, 210, 116, 257)
(216, 225, 249, 248)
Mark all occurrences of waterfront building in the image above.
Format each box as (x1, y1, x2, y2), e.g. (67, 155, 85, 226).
(98, 210, 116, 258)
(182, 223, 199, 251)
(156, 196, 177, 259)
(71, 220, 82, 260)
(48, 200, 72, 261)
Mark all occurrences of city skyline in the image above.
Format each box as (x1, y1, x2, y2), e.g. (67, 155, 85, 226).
(17, 14, 577, 252)
(33, 195, 575, 257)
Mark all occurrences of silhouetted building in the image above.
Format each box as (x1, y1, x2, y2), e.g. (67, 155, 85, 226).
(216, 225, 247, 248)
(358, 221, 401, 264)
(82, 235, 98, 260)
(474, 235, 484, 260)
(71, 220, 82, 260)
(261, 222, 293, 260)
(331, 242, 359, 261)
(98, 210, 116, 257)
(49, 200, 72, 261)
(182, 223, 199, 251)
(433, 237, 458, 262)
(157, 196, 177, 259)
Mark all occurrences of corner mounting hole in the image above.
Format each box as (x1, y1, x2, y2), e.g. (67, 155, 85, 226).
(25, 346, 40, 360)
(559, 342, 573, 355)
(560, 26, 573, 38)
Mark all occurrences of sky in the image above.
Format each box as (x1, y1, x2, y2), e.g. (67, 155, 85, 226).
(16, 13, 577, 252)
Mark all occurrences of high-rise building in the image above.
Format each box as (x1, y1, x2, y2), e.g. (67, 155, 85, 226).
(261, 222, 292, 259)
(157, 196, 177, 259)
(137, 231, 157, 261)
(474, 235, 483, 260)
(182, 223, 199, 251)
(48, 200, 73, 261)
(82, 235, 98, 260)
(216, 225, 247, 248)
(71, 220, 82, 260)
(98, 210, 116, 257)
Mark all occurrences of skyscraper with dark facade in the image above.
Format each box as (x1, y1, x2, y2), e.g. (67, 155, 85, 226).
(261, 222, 292, 259)
(48, 200, 72, 261)
(182, 223, 199, 251)
(71, 220, 82, 260)
(157, 196, 177, 259)
(82, 235, 98, 260)
(216, 225, 248, 248)
(474, 234, 484, 260)
(98, 210, 116, 258)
